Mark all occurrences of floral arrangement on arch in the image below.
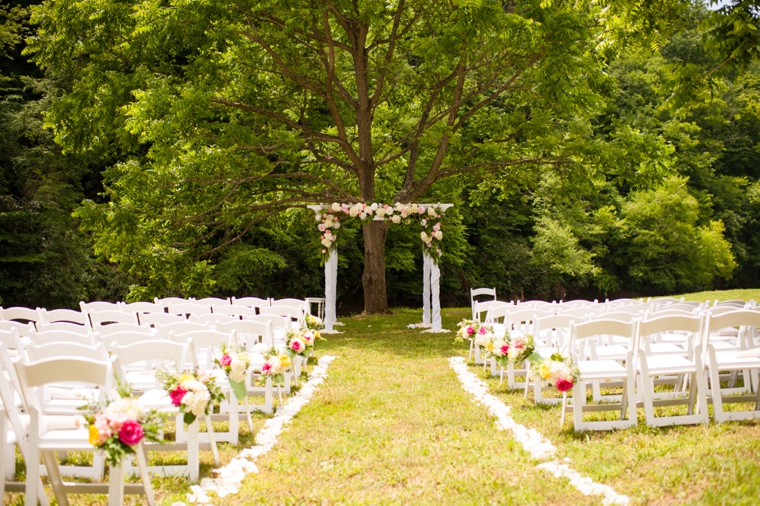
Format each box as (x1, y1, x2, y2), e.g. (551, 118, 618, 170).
(81, 385, 166, 466)
(214, 344, 250, 400)
(529, 351, 580, 392)
(314, 202, 446, 259)
(156, 369, 225, 425)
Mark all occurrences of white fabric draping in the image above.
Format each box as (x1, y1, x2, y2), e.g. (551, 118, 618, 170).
(422, 251, 431, 326)
(323, 249, 338, 333)
(431, 256, 442, 331)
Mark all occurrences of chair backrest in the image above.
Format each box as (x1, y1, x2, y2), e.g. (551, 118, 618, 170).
(92, 322, 146, 337)
(557, 299, 598, 308)
(153, 296, 191, 308)
(651, 297, 685, 307)
(470, 287, 496, 303)
(230, 296, 270, 309)
(704, 310, 760, 350)
(100, 329, 161, 351)
(473, 300, 511, 322)
(31, 321, 91, 335)
(194, 297, 231, 307)
(569, 318, 639, 363)
(604, 298, 645, 308)
(166, 302, 213, 317)
(14, 355, 112, 432)
(26, 328, 97, 347)
(168, 329, 237, 367)
(139, 312, 186, 327)
(87, 309, 138, 327)
(269, 298, 308, 311)
(532, 314, 578, 348)
(594, 310, 640, 322)
(260, 305, 305, 325)
(0, 320, 30, 334)
(212, 305, 256, 318)
(215, 319, 274, 350)
(1, 306, 39, 324)
(515, 300, 555, 310)
(36, 308, 90, 326)
(119, 301, 164, 314)
(637, 313, 704, 354)
(556, 305, 606, 319)
(244, 313, 291, 331)
(111, 339, 195, 382)
(188, 313, 239, 326)
(23, 340, 109, 363)
(79, 300, 120, 313)
(155, 321, 209, 340)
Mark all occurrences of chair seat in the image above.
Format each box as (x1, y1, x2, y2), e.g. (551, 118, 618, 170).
(649, 343, 687, 354)
(592, 345, 628, 360)
(38, 428, 92, 449)
(578, 359, 626, 379)
(642, 354, 696, 374)
(708, 351, 760, 368)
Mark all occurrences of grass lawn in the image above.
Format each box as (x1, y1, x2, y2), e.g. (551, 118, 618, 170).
(4, 290, 760, 505)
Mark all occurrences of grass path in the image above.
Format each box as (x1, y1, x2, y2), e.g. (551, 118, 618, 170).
(227, 309, 603, 505)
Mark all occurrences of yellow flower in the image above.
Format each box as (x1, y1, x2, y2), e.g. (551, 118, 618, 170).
(88, 425, 104, 446)
(314, 330, 321, 340)
(485, 342, 494, 352)
(278, 354, 292, 369)
(539, 360, 553, 380)
(179, 373, 194, 383)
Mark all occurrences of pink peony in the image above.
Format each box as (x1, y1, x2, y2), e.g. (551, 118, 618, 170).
(220, 354, 232, 366)
(118, 419, 144, 446)
(555, 378, 574, 392)
(170, 386, 188, 407)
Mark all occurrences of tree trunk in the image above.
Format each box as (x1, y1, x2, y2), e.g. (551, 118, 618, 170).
(362, 219, 389, 314)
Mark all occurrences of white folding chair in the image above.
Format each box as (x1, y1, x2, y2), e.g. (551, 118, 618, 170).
(527, 314, 579, 404)
(36, 308, 90, 327)
(212, 304, 256, 318)
(188, 313, 240, 326)
(87, 309, 138, 328)
(636, 314, 709, 427)
(565, 319, 639, 432)
(194, 297, 232, 307)
(230, 296, 270, 313)
(703, 310, 760, 423)
(139, 312, 186, 327)
(1, 306, 40, 326)
(14, 355, 155, 506)
(166, 302, 213, 317)
(261, 305, 305, 328)
(470, 287, 496, 320)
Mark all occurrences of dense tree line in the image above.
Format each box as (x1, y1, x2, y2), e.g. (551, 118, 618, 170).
(1, 1, 758, 312)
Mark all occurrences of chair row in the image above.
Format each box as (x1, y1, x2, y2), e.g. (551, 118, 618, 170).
(473, 308, 760, 431)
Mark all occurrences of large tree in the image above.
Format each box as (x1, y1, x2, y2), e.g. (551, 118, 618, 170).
(27, 0, 687, 311)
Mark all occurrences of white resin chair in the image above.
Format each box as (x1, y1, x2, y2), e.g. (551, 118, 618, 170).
(1, 306, 40, 325)
(212, 304, 256, 318)
(230, 296, 270, 313)
(87, 309, 138, 328)
(702, 310, 760, 423)
(470, 287, 496, 319)
(194, 297, 231, 307)
(636, 314, 709, 427)
(260, 305, 305, 328)
(36, 308, 90, 327)
(565, 319, 639, 432)
(139, 312, 186, 327)
(78, 300, 120, 313)
(14, 355, 155, 506)
(166, 302, 213, 317)
(527, 314, 579, 405)
(188, 313, 240, 326)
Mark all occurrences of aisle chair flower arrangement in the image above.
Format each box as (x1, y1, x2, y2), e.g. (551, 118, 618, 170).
(528, 351, 580, 393)
(214, 343, 254, 430)
(486, 330, 536, 387)
(81, 382, 166, 467)
(156, 368, 226, 425)
(455, 319, 493, 363)
(260, 350, 293, 407)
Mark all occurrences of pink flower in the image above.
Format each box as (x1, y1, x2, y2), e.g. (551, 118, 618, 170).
(556, 378, 574, 392)
(514, 339, 524, 349)
(220, 354, 232, 366)
(170, 386, 188, 406)
(500, 344, 510, 355)
(478, 326, 488, 335)
(321, 249, 327, 254)
(318, 223, 326, 232)
(93, 413, 113, 439)
(261, 362, 272, 375)
(290, 340, 303, 352)
(466, 325, 476, 335)
(118, 419, 144, 446)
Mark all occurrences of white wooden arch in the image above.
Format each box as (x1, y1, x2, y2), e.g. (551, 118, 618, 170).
(308, 203, 453, 333)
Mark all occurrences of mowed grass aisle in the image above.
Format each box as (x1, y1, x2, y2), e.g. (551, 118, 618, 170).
(228, 308, 599, 505)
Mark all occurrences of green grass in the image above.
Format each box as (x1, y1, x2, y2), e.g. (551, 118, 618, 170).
(5, 291, 760, 505)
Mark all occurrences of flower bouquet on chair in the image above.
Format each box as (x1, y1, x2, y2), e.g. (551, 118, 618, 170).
(305, 313, 323, 331)
(156, 369, 225, 425)
(455, 319, 480, 344)
(507, 333, 535, 365)
(261, 350, 292, 406)
(81, 385, 166, 466)
(214, 344, 251, 400)
(529, 351, 579, 392)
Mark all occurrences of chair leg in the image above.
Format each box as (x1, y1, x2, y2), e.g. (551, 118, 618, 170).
(25, 436, 41, 506)
(108, 463, 125, 506)
(41, 451, 67, 506)
(134, 443, 155, 506)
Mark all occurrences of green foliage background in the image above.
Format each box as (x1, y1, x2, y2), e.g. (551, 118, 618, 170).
(1, 1, 759, 311)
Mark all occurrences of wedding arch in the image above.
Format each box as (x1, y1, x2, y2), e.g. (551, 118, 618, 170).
(307, 203, 453, 333)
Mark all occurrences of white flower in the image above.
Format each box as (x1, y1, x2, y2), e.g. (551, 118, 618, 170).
(315, 213, 322, 221)
(359, 212, 366, 220)
(331, 202, 341, 212)
(321, 238, 333, 248)
(434, 230, 443, 240)
(182, 389, 211, 417)
(333, 222, 341, 229)
(349, 206, 359, 217)
(105, 397, 145, 421)
(491, 339, 508, 357)
(420, 231, 428, 241)
(376, 208, 386, 218)
(428, 206, 437, 216)
(370, 203, 379, 211)
(325, 218, 334, 228)
(420, 218, 427, 227)
(391, 215, 401, 224)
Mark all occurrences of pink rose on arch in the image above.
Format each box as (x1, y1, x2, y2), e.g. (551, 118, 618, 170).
(118, 419, 144, 446)
(318, 223, 326, 232)
(556, 378, 574, 392)
(169, 386, 188, 407)
(220, 354, 232, 367)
